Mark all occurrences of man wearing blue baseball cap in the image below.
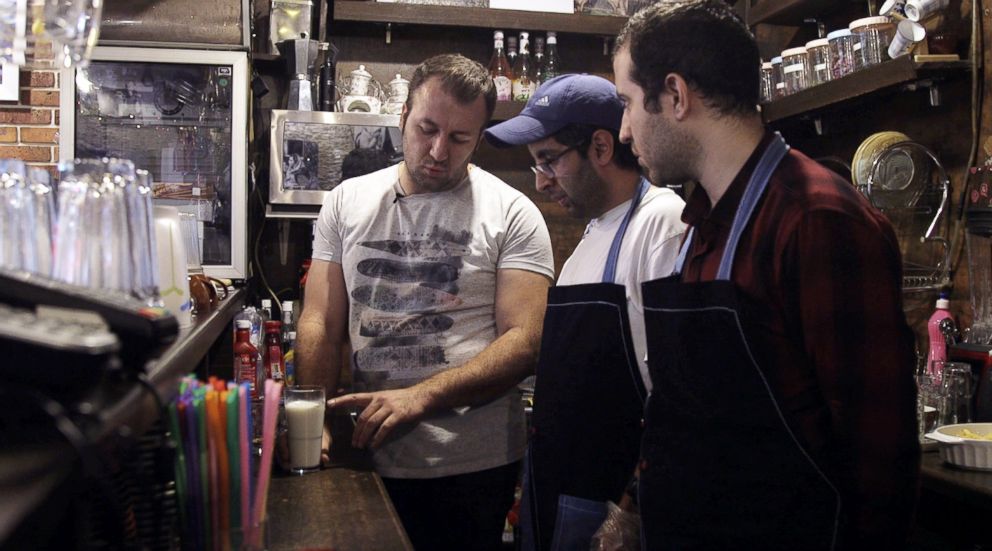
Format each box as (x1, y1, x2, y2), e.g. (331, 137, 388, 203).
(485, 74, 686, 551)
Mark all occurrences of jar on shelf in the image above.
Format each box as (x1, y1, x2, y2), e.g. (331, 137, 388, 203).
(780, 46, 809, 95)
(850, 16, 895, 68)
(760, 61, 775, 103)
(805, 38, 833, 86)
(827, 28, 858, 79)
(771, 56, 785, 99)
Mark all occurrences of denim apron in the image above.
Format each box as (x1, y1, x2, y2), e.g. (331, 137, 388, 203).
(638, 134, 843, 550)
(520, 179, 651, 551)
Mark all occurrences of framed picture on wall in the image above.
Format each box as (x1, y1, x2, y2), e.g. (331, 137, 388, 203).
(0, 62, 19, 101)
(269, 110, 402, 206)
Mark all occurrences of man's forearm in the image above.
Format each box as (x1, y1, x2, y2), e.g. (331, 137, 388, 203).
(414, 325, 539, 413)
(295, 316, 344, 395)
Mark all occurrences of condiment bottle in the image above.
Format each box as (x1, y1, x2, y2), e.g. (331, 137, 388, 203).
(235, 319, 260, 398)
(265, 320, 285, 382)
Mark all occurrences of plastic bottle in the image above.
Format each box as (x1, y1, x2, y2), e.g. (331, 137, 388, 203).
(234, 319, 260, 398)
(927, 292, 953, 380)
(284, 331, 297, 387)
(260, 299, 273, 324)
(264, 320, 285, 382)
(281, 300, 296, 353)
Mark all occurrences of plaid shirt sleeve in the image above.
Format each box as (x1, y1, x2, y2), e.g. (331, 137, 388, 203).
(790, 208, 921, 547)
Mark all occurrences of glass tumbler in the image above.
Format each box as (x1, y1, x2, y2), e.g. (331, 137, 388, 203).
(917, 372, 941, 439)
(284, 385, 325, 474)
(941, 361, 975, 425)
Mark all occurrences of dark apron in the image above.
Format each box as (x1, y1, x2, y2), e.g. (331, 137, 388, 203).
(520, 179, 651, 551)
(638, 134, 843, 550)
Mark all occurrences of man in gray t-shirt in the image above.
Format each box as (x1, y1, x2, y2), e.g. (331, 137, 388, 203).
(297, 54, 554, 551)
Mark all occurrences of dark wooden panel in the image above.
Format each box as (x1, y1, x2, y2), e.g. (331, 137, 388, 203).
(493, 101, 524, 121)
(746, 0, 859, 26)
(334, 1, 627, 35)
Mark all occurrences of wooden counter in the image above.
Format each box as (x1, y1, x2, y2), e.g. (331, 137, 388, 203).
(920, 448, 992, 509)
(915, 449, 992, 548)
(267, 413, 413, 551)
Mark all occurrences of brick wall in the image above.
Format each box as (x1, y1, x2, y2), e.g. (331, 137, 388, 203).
(0, 47, 60, 176)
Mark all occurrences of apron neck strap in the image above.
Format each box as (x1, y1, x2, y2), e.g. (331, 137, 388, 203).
(603, 177, 651, 283)
(672, 133, 790, 280)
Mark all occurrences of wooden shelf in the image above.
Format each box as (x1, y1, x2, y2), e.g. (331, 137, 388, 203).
(334, 1, 627, 35)
(493, 100, 524, 121)
(761, 56, 972, 123)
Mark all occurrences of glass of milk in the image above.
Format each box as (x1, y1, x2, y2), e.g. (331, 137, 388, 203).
(285, 385, 326, 474)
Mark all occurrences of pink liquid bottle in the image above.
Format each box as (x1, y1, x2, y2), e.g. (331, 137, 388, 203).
(927, 292, 953, 381)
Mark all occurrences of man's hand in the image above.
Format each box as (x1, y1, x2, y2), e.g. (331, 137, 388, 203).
(321, 423, 332, 466)
(328, 388, 431, 449)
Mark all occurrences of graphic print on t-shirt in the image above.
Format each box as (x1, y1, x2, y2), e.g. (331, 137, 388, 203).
(352, 225, 471, 388)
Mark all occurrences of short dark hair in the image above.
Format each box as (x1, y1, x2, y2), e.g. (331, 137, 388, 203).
(553, 123, 640, 172)
(406, 54, 497, 125)
(615, 0, 760, 117)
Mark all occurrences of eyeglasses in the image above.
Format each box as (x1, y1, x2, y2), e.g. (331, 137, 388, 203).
(530, 146, 578, 179)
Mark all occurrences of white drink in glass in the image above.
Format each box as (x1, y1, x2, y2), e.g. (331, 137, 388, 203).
(285, 386, 325, 474)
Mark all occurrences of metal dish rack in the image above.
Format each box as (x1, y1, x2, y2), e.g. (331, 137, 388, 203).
(861, 142, 951, 293)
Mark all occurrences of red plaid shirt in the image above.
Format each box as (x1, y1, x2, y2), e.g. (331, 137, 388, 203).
(679, 132, 921, 548)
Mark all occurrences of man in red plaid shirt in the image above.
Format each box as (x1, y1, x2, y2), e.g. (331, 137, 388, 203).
(606, 1, 921, 549)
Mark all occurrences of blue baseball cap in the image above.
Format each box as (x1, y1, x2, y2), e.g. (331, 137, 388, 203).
(484, 74, 623, 148)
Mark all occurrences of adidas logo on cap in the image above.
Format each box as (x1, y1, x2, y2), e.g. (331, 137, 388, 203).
(534, 95, 551, 107)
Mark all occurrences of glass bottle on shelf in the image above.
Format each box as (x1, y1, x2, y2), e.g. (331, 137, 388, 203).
(507, 35, 519, 69)
(533, 35, 546, 86)
(544, 32, 561, 82)
(512, 32, 535, 102)
(489, 30, 514, 103)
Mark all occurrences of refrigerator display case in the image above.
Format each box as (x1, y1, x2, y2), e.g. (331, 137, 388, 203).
(60, 46, 249, 280)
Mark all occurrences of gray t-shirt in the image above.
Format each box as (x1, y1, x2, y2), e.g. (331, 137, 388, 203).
(313, 163, 554, 478)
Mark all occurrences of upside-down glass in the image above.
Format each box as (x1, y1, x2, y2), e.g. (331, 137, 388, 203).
(917, 372, 941, 440)
(43, 0, 102, 68)
(102, 158, 135, 293)
(27, 166, 55, 276)
(178, 211, 201, 271)
(942, 361, 975, 425)
(1, 0, 102, 69)
(53, 158, 133, 292)
(0, 159, 37, 273)
(133, 169, 160, 303)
